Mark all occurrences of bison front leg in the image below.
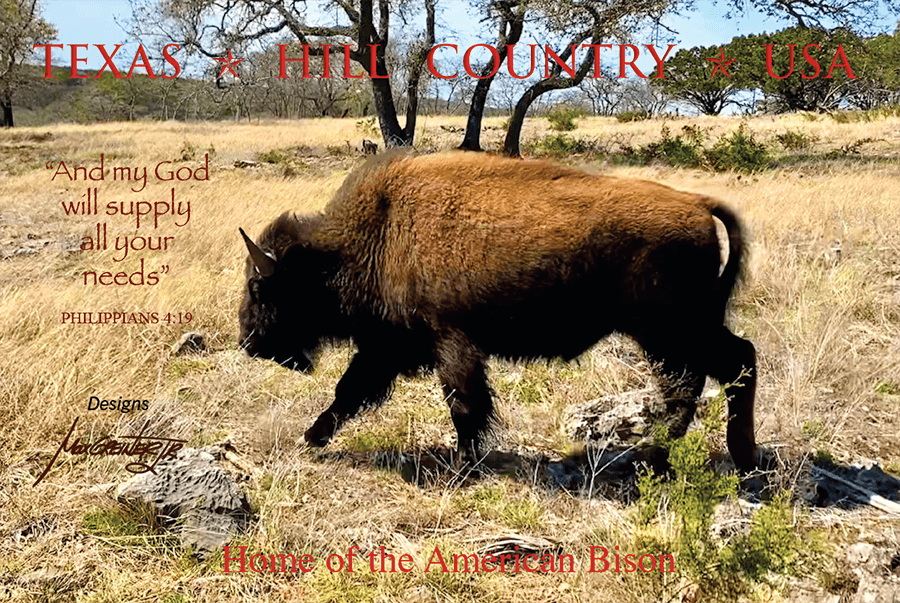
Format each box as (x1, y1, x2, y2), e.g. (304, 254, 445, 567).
(304, 351, 400, 447)
(434, 330, 495, 464)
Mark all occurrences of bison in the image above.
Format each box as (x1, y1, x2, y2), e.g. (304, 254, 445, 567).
(239, 151, 758, 471)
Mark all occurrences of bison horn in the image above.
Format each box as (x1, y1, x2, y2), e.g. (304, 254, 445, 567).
(239, 228, 276, 277)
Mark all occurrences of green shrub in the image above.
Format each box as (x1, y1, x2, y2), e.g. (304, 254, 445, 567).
(824, 137, 880, 158)
(355, 116, 378, 137)
(704, 123, 771, 173)
(528, 133, 593, 157)
(641, 125, 705, 168)
(638, 389, 821, 598)
(775, 129, 818, 151)
(547, 107, 581, 131)
(257, 148, 291, 164)
(616, 110, 650, 123)
(876, 381, 900, 395)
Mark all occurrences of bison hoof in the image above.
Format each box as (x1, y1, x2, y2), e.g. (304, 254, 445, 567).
(304, 415, 336, 447)
(304, 427, 331, 447)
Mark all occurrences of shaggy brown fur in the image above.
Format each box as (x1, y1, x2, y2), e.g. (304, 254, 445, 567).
(239, 151, 757, 471)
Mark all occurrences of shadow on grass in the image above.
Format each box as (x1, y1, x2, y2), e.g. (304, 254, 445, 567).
(316, 443, 677, 502)
(313, 445, 900, 510)
(809, 460, 900, 511)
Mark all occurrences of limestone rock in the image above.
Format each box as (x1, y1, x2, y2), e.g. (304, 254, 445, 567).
(116, 446, 250, 556)
(171, 332, 206, 355)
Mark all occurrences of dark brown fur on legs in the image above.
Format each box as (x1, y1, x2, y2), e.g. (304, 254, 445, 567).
(637, 324, 757, 471)
(708, 327, 757, 471)
(434, 329, 496, 463)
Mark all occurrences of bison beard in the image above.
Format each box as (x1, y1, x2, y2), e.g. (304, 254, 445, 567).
(239, 151, 758, 472)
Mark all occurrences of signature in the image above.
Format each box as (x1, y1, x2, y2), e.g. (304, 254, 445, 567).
(33, 417, 187, 487)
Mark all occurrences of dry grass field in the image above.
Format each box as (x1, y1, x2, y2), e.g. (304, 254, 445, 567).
(1, 113, 899, 602)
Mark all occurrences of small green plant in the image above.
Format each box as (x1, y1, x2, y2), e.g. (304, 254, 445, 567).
(814, 449, 836, 465)
(528, 133, 593, 157)
(776, 129, 818, 151)
(704, 123, 771, 173)
(616, 110, 650, 123)
(356, 116, 378, 137)
(547, 107, 581, 131)
(81, 503, 180, 555)
(257, 148, 292, 164)
(499, 498, 543, 530)
(641, 124, 705, 168)
(720, 491, 810, 582)
(801, 419, 826, 441)
(638, 387, 819, 598)
(453, 483, 543, 529)
(83, 506, 155, 538)
(876, 381, 900, 395)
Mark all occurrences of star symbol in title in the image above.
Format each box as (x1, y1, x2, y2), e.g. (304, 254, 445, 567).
(214, 48, 245, 78)
(705, 48, 735, 79)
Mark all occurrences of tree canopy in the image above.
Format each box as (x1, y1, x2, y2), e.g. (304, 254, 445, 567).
(0, 0, 56, 126)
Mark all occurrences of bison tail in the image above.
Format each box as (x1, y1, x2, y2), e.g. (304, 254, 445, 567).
(709, 203, 745, 304)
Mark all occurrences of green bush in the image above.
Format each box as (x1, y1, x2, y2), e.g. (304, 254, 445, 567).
(547, 107, 581, 131)
(641, 125, 705, 168)
(257, 148, 292, 164)
(616, 110, 650, 123)
(775, 129, 818, 151)
(704, 123, 771, 173)
(528, 133, 593, 157)
(638, 389, 821, 598)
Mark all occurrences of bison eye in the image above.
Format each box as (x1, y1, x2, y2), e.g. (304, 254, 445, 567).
(248, 279, 261, 302)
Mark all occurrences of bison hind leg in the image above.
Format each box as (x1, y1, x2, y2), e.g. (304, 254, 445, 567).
(639, 324, 758, 472)
(706, 326, 757, 472)
(434, 330, 496, 464)
(643, 348, 706, 441)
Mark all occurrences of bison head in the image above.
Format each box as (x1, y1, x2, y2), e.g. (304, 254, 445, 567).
(238, 227, 320, 372)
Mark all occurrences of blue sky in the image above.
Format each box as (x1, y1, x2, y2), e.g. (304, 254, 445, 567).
(43, 0, 898, 71)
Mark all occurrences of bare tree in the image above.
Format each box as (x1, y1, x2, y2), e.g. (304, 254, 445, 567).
(619, 79, 670, 116)
(502, 0, 672, 156)
(0, 0, 56, 127)
(579, 66, 621, 115)
(130, 0, 435, 146)
(458, 0, 526, 150)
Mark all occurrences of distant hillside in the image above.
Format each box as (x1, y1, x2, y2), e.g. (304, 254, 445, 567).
(11, 65, 208, 126)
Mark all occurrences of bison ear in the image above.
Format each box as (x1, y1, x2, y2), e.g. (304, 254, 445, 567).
(240, 228, 276, 277)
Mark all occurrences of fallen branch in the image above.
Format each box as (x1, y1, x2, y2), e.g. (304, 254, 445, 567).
(812, 466, 900, 515)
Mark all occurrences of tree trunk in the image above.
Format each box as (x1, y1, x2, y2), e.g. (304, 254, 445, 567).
(502, 34, 593, 157)
(459, 8, 525, 151)
(370, 61, 413, 147)
(503, 85, 542, 157)
(1, 95, 13, 128)
(459, 78, 494, 151)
